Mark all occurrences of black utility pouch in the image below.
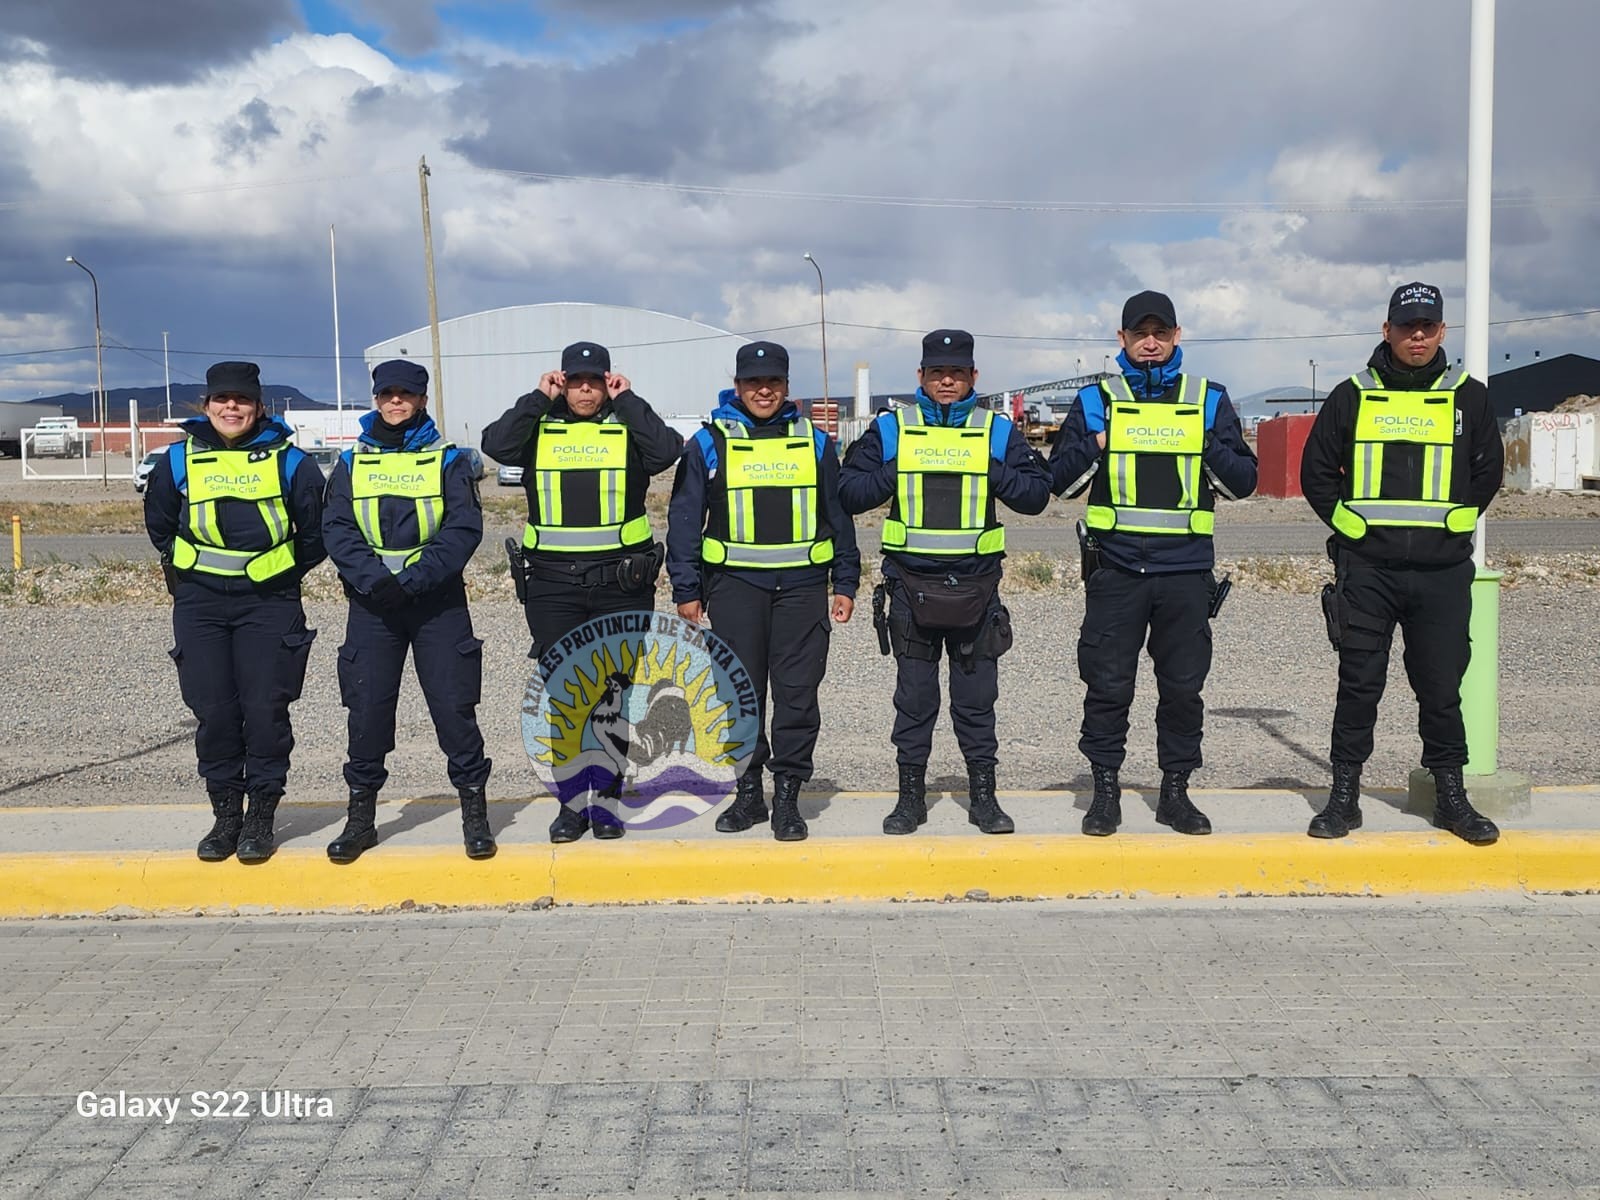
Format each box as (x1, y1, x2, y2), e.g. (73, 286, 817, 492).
(897, 568, 998, 630)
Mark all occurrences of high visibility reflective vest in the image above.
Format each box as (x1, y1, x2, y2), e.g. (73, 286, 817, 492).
(701, 417, 834, 569)
(522, 416, 651, 553)
(1085, 374, 1215, 536)
(1330, 368, 1479, 541)
(882, 406, 1005, 557)
(170, 440, 297, 582)
(348, 445, 448, 573)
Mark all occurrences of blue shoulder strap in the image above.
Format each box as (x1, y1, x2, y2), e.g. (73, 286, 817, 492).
(170, 439, 188, 493)
(340, 449, 356, 472)
(875, 411, 899, 463)
(987, 412, 1010, 462)
(693, 426, 717, 474)
(283, 445, 307, 479)
(812, 426, 830, 461)
(1203, 382, 1222, 432)
(1078, 384, 1108, 434)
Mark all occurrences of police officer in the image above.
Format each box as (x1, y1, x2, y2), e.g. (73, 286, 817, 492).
(144, 361, 325, 863)
(1300, 283, 1504, 844)
(482, 341, 684, 842)
(666, 342, 860, 841)
(839, 330, 1049, 835)
(321, 360, 495, 862)
(1049, 292, 1257, 836)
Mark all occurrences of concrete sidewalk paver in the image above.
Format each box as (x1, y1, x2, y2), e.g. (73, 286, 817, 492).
(0, 902, 1598, 1196)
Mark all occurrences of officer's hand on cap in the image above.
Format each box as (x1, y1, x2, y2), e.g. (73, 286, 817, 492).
(831, 595, 854, 624)
(538, 370, 565, 399)
(677, 600, 704, 624)
(605, 372, 631, 399)
(369, 575, 409, 610)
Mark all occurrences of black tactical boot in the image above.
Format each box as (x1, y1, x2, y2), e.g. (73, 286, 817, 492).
(716, 772, 769, 832)
(883, 764, 928, 835)
(771, 774, 809, 842)
(1155, 770, 1211, 835)
(1431, 767, 1499, 845)
(549, 804, 590, 843)
(591, 801, 626, 840)
(197, 789, 244, 862)
(234, 792, 281, 864)
(1082, 764, 1122, 837)
(966, 762, 1015, 835)
(459, 786, 497, 859)
(327, 790, 380, 863)
(1308, 762, 1363, 839)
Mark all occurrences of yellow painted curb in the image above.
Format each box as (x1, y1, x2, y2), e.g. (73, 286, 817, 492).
(2, 832, 1598, 917)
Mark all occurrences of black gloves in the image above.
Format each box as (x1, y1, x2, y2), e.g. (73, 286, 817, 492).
(368, 574, 410, 610)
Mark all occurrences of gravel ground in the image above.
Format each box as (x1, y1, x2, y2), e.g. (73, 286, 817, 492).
(2, 581, 1595, 807)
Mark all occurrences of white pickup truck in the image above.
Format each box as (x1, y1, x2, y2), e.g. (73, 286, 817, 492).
(31, 416, 89, 458)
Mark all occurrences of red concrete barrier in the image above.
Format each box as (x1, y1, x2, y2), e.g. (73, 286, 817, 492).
(1255, 413, 1316, 498)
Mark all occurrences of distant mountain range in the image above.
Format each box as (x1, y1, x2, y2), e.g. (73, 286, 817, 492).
(4, 385, 331, 422)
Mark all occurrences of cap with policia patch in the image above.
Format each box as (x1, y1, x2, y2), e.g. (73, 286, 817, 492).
(734, 341, 790, 378)
(561, 342, 611, 377)
(1388, 282, 1444, 324)
(920, 329, 975, 369)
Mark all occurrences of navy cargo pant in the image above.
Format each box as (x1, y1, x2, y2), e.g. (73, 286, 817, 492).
(523, 558, 656, 665)
(886, 576, 1010, 769)
(170, 583, 316, 802)
(1331, 556, 1473, 769)
(1077, 566, 1213, 773)
(337, 580, 491, 794)
(705, 573, 830, 781)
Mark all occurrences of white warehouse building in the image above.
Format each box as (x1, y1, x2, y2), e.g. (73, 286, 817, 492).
(363, 302, 743, 451)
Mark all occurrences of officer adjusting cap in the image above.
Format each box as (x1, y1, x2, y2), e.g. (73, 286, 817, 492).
(734, 341, 790, 379)
(920, 329, 975, 369)
(371, 359, 428, 396)
(204, 361, 263, 403)
(1120, 290, 1178, 331)
(1388, 282, 1444, 325)
(561, 341, 611, 378)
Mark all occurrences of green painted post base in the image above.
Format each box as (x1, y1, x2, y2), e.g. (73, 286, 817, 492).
(1462, 568, 1502, 775)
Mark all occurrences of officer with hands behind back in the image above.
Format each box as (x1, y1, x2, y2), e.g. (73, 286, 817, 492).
(1049, 291, 1257, 837)
(321, 359, 495, 863)
(1300, 283, 1504, 845)
(144, 361, 325, 864)
(666, 341, 860, 842)
(839, 329, 1050, 836)
(481, 341, 684, 843)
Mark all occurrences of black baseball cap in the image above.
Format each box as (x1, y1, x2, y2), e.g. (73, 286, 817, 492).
(1388, 282, 1444, 325)
(734, 341, 789, 379)
(920, 329, 975, 369)
(1120, 290, 1178, 331)
(371, 359, 428, 396)
(204, 361, 262, 403)
(561, 341, 611, 377)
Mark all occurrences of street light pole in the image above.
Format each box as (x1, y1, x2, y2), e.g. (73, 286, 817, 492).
(162, 330, 172, 422)
(1309, 358, 1317, 409)
(802, 252, 830, 408)
(65, 255, 108, 490)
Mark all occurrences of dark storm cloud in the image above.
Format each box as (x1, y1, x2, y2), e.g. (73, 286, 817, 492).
(0, 0, 299, 85)
(216, 98, 285, 165)
(445, 11, 877, 178)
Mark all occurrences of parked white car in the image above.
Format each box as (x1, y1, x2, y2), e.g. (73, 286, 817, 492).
(134, 448, 167, 493)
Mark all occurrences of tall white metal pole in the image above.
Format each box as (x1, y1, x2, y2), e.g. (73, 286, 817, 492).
(331, 224, 345, 445)
(1464, 0, 1494, 571)
(162, 330, 172, 422)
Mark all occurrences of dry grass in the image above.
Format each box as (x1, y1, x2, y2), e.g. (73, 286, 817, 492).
(2, 501, 147, 535)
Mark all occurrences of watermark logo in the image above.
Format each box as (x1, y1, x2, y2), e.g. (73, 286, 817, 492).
(521, 611, 758, 830)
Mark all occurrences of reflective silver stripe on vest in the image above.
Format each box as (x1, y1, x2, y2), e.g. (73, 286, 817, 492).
(899, 528, 985, 553)
(376, 549, 411, 571)
(723, 544, 816, 566)
(1101, 375, 1137, 406)
(1354, 366, 1468, 392)
(1346, 501, 1453, 525)
(1116, 508, 1194, 531)
(533, 526, 631, 549)
(190, 545, 253, 574)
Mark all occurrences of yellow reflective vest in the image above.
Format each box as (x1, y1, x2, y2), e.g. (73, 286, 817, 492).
(882, 406, 1005, 557)
(701, 417, 834, 569)
(169, 440, 297, 582)
(349, 445, 448, 573)
(1330, 367, 1479, 541)
(522, 416, 651, 553)
(1085, 374, 1215, 537)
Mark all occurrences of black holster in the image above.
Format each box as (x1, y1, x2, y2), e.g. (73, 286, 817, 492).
(1320, 582, 1341, 651)
(1208, 572, 1232, 620)
(504, 537, 529, 604)
(161, 559, 180, 597)
(955, 603, 1013, 672)
(1076, 518, 1101, 583)
(871, 583, 890, 656)
(615, 542, 665, 593)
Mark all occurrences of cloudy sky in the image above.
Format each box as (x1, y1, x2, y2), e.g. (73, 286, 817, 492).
(2, 0, 1597, 412)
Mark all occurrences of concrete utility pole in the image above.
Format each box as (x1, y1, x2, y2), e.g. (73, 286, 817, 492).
(65, 256, 108, 490)
(803, 252, 830, 409)
(331, 224, 345, 444)
(419, 156, 445, 435)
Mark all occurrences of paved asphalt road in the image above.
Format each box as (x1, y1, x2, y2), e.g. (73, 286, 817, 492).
(22, 518, 1600, 565)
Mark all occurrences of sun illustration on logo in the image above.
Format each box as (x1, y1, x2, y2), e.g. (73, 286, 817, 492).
(522, 611, 758, 831)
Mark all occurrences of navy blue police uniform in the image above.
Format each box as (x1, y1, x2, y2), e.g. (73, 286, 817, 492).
(1049, 292, 1256, 836)
(839, 330, 1051, 835)
(321, 360, 495, 861)
(143, 361, 325, 863)
(666, 342, 861, 841)
(1299, 283, 1505, 845)
(481, 342, 683, 843)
